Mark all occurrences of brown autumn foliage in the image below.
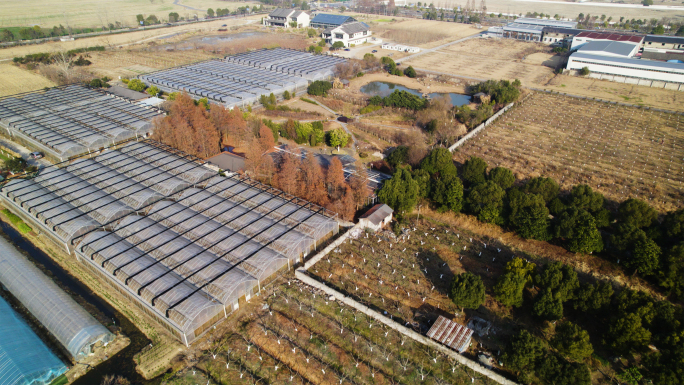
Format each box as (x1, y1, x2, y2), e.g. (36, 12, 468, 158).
(272, 151, 368, 221)
(152, 93, 220, 158)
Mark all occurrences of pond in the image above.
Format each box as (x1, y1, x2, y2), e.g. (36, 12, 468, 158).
(360, 81, 472, 107)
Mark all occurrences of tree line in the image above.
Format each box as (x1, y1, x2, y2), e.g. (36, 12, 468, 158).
(379, 148, 684, 300)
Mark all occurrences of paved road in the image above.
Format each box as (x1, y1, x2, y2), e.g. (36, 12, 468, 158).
(0, 137, 52, 168)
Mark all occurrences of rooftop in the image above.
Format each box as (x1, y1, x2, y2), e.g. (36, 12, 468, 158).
(575, 31, 644, 44)
(427, 315, 474, 353)
(570, 52, 684, 72)
(106, 85, 150, 101)
(206, 151, 246, 172)
(268, 8, 296, 17)
(578, 40, 638, 57)
(311, 13, 356, 26)
(644, 35, 684, 45)
(359, 203, 393, 226)
(513, 17, 578, 28)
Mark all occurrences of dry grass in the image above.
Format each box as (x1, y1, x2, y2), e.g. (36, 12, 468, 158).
(404, 38, 556, 86)
(372, 19, 480, 48)
(454, 92, 684, 212)
(0, 0, 259, 29)
(0, 63, 56, 97)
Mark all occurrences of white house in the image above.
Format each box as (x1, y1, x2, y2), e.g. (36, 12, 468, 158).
(381, 43, 420, 53)
(264, 8, 310, 28)
(358, 203, 393, 232)
(322, 21, 371, 48)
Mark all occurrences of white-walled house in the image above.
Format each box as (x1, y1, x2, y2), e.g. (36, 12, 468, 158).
(322, 21, 371, 48)
(264, 9, 310, 28)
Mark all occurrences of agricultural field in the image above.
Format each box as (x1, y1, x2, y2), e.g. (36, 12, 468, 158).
(0, 0, 260, 30)
(454, 92, 684, 212)
(0, 16, 260, 61)
(371, 19, 480, 48)
(403, 38, 556, 88)
(184, 275, 500, 385)
(86, 48, 217, 79)
(0, 63, 56, 97)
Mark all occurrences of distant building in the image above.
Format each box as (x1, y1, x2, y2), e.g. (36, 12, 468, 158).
(358, 203, 393, 231)
(106, 85, 150, 101)
(264, 8, 310, 28)
(310, 13, 357, 29)
(570, 31, 643, 50)
(322, 21, 371, 47)
(381, 43, 420, 53)
(642, 35, 684, 52)
(567, 53, 684, 85)
(541, 26, 582, 45)
(427, 316, 474, 353)
(488, 18, 578, 42)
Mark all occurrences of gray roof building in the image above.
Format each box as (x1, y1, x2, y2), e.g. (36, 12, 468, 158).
(106, 85, 150, 101)
(359, 203, 393, 227)
(206, 151, 246, 173)
(577, 40, 639, 57)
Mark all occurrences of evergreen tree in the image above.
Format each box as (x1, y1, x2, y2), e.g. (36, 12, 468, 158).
(552, 321, 594, 361)
(535, 261, 579, 302)
(532, 288, 564, 320)
(509, 192, 551, 241)
(432, 174, 464, 213)
(573, 281, 613, 312)
(449, 272, 486, 310)
(420, 148, 457, 178)
(488, 166, 515, 189)
(461, 156, 488, 186)
(467, 181, 506, 224)
(502, 330, 545, 373)
(618, 198, 658, 229)
(554, 207, 603, 254)
(605, 313, 652, 353)
(377, 167, 419, 215)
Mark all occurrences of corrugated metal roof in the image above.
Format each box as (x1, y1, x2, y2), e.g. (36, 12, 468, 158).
(578, 40, 637, 57)
(575, 31, 644, 44)
(542, 26, 582, 35)
(570, 52, 684, 72)
(427, 316, 474, 353)
(504, 22, 544, 33)
(513, 17, 578, 28)
(311, 13, 354, 26)
(644, 35, 684, 44)
(359, 203, 393, 226)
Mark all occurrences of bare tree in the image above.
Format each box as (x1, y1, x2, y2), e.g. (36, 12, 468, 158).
(52, 49, 74, 79)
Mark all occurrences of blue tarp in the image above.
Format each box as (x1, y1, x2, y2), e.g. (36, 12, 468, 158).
(0, 296, 67, 385)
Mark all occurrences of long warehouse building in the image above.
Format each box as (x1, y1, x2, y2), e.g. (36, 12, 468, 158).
(0, 140, 339, 346)
(139, 48, 346, 109)
(0, 85, 161, 161)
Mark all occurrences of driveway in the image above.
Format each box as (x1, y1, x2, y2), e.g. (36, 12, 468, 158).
(0, 137, 52, 169)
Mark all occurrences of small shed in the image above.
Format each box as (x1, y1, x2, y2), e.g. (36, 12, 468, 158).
(206, 151, 246, 173)
(106, 86, 149, 102)
(358, 203, 393, 232)
(427, 315, 474, 353)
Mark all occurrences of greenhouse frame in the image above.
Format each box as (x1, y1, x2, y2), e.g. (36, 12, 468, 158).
(138, 48, 346, 109)
(0, 140, 339, 345)
(0, 85, 161, 161)
(0, 236, 113, 360)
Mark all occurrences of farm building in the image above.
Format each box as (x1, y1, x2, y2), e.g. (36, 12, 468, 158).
(322, 21, 372, 48)
(310, 13, 357, 29)
(381, 43, 420, 53)
(567, 52, 684, 85)
(0, 140, 339, 346)
(570, 31, 644, 50)
(541, 26, 582, 45)
(263, 8, 310, 28)
(488, 18, 577, 42)
(138, 49, 346, 109)
(358, 203, 393, 232)
(206, 151, 246, 173)
(642, 35, 684, 52)
(0, 236, 113, 360)
(427, 315, 474, 353)
(576, 40, 639, 58)
(0, 85, 160, 162)
(106, 85, 150, 102)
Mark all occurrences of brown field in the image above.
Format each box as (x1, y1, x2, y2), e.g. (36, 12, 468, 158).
(0, 16, 260, 61)
(404, 38, 556, 87)
(0, 63, 56, 97)
(372, 19, 481, 48)
(0, 0, 259, 29)
(454, 92, 684, 212)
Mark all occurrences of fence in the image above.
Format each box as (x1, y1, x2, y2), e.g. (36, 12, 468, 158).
(448, 102, 515, 152)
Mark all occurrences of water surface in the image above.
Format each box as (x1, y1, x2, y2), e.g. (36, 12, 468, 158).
(360, 81, 472, 107)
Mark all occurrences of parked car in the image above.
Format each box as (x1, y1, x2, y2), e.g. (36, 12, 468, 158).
(344, 48, 351, 51)
(29, 152, 43, 159)
(222, 24, 227, 27)
(371, 50, 378, 53)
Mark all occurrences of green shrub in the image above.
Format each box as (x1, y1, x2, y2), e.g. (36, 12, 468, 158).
(307, 80, 332, 96)
(300, 97, 317, 105)
(359, 105, 382, 114)
(2, 209, 32, 233)
(579, 66, 590, 76)
(127, 79, 146, 92)
(17, 223, 32, 234)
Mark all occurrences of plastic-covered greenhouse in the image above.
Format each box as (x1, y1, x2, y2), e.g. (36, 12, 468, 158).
(0, 295, 67, 385)
(0, 236, 113, 360)
(139, 48, 346, 109)
(0, 85, 161, 161)
(0, 139, 339, 345)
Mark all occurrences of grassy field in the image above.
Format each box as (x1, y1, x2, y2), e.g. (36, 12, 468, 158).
(0, 63, 56, 97)
(0, 0, 259, 29)
(454, 92, 684, 212)
(371, 19, 481, 48)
